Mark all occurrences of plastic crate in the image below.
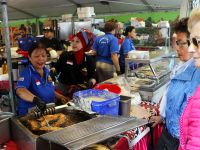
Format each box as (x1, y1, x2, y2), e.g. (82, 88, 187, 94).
(73, 89, 120, 115)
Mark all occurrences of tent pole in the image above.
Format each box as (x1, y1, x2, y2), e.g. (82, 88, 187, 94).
(1, 0, 16, 114)
(36, 18, 40, 35)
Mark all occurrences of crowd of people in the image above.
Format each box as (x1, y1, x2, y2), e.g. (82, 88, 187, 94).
(13, 6, 200, 149)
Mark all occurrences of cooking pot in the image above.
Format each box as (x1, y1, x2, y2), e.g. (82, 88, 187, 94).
(18, 61, 25, 76)
(45, 61, 52, 71)
(118, 95, 132, 116)
(12, 62, 18, 82)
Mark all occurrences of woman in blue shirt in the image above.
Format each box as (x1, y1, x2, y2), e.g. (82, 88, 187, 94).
(92, 20, 121, 82)
(119, 26, 136, 74)
(150, 18, 200, 150)
(15, 42, 68, 115)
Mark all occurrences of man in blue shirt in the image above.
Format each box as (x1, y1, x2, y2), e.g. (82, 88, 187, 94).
(17, 24, 35, 51)
(92, 20, 121, 82)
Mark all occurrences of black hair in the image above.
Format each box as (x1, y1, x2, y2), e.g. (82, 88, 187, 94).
(123, 26, 135, 36)
(174, 17, 190, 38)
(104, 19, 117, 32)
(28, 42, 47, 56)
(19, 24, 26, 31)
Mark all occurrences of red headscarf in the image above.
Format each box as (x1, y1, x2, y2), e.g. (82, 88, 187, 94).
(72, 29, 94, 65)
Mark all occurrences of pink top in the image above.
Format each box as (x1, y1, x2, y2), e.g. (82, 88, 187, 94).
(179, 85, 200, 150)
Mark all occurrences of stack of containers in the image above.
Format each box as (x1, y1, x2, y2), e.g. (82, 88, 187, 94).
(61, 14, 73, 21)
(77, 7, 95, 19)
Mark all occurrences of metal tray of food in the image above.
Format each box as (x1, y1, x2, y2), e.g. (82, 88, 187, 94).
(134, 79, 156, 88)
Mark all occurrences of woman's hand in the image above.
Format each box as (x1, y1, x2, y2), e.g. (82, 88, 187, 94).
(47, 47, 53, 51)
(61, 97, 72, 104)
(150, 116, 163, 128)
(50, 68, 57, 82)
(32, 97, 46, 114)
(56, 50, 63, 56)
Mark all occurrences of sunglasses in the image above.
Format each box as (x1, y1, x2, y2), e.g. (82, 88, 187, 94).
(187, 37, 200, 49)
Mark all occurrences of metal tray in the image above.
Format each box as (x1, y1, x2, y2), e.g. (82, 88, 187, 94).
(0, 112, 14, 144)
(39, 115, 148, 150)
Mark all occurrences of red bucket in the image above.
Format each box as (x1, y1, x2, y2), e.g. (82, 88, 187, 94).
(69, 36, 73, 41)
(17, 51, 28, 57)
(93, 84, 121, 94)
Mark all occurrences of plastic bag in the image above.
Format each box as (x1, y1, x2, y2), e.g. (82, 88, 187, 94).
(111, 77, 131, 96)
(130, 92, 142, 105)
(49, 50, 58, 58)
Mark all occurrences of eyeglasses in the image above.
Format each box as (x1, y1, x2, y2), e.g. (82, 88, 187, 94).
(176, 41, 188, 47)
(187, 37, 200, 49)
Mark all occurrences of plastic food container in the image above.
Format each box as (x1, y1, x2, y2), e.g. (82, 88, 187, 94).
(73, 89, 120, 115)
(0, 112, 14, 144)
(36, 35, 43, 41)
(93, 84, 121, 94)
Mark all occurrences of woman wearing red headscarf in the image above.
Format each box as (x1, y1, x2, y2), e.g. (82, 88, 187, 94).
(51, 29, 96, 104)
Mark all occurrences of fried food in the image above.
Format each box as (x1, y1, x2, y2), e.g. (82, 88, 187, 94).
(26, 113, 68, 133)
(51, 113, 66, 127)
(39, 127, 62, 131)
(27, 120, 40, 130)
(39, 114, 60, 127)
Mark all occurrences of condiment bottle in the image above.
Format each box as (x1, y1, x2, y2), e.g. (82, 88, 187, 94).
(2, 61, 6, 74)
(5, 65, 8, 74)
(172, 33, 177, 50)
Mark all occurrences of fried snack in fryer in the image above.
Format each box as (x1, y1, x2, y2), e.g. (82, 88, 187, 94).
(39, 127, 62, 131)
(39, 114, 60, 126)
(51, 113, 66, 127)
(27, 120, 40, 130)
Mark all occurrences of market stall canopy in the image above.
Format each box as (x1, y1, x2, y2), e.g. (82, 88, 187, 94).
(0, 0, 181, 20)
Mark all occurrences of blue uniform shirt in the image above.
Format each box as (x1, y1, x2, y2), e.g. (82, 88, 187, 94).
(165, 60, 200, 139)
(18, 35, 36, 51)
(92, 33, 119, 65)
(15, 63, 55, 115)
(119, 37, 136, 67)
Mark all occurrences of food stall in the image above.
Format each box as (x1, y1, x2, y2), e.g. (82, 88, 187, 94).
(0, 0, 192, 149)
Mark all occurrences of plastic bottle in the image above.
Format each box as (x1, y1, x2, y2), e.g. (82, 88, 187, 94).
(5, 65, 8, 74)
(172, 33, 177, 50)
(2, 61, 7, 74)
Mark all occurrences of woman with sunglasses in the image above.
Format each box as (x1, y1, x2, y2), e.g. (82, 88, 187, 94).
(150, 17, 200, 150)
(179, 7, 200, 150)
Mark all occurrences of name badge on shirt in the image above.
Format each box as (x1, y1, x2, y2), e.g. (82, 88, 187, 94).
(66, 60, 73, 65)
(20, 40, 23, 43)
(18, 77, 24, 81)
(28, 40, 31, 42)
(35, 79, 41, 86)
(48, 76, 52, 83)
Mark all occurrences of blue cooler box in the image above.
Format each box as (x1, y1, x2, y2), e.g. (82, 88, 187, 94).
(73, 89, 120, 115)
(36, 35, 43, 41)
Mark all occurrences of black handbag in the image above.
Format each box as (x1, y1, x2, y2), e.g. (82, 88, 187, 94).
(156, 124, 179, 150)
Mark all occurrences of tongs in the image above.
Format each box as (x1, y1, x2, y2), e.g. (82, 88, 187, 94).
(36, 106, 53, 131)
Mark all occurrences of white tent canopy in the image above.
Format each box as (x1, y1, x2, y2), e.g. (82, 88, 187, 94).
(0, 0, 181, 20)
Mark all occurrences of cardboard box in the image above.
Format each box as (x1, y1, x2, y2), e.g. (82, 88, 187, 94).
(1, 26, 29, 36)
(136, 18, 144, 22)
